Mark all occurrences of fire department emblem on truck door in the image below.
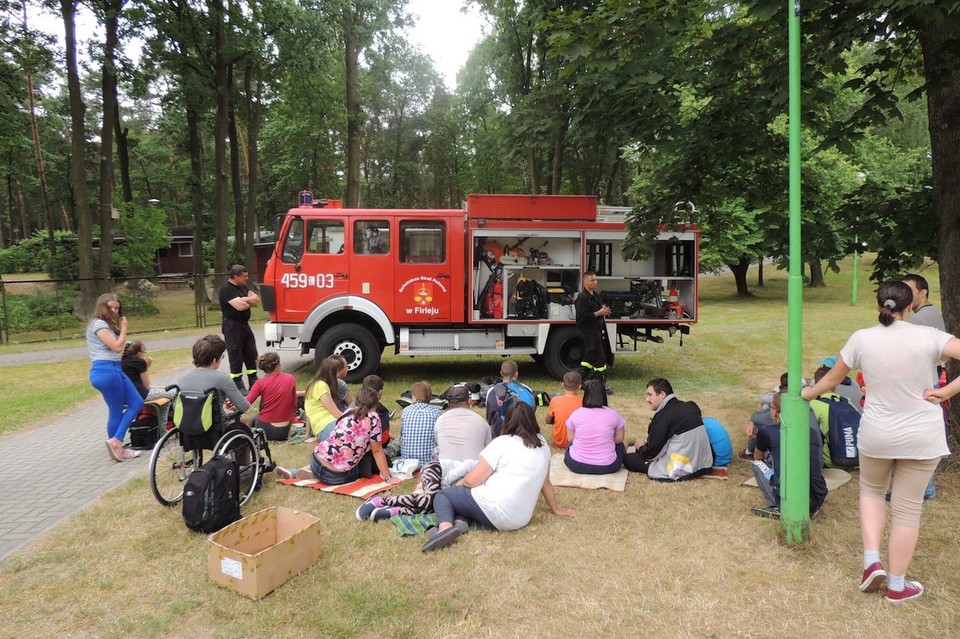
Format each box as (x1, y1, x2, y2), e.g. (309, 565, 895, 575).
(398, 276, 447, 316)
(414, 282, 434, 305)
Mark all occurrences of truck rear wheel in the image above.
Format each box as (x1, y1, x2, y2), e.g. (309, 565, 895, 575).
(314, 325, 381, 383)
(542, 326, 583, 380)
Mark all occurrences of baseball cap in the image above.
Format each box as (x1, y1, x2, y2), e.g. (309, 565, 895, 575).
(818, 356, 837, 368)
(445, 386, 470, 404)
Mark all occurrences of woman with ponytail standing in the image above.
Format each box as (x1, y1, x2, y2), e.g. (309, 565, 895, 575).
(803, 281, 960, 603)
(87, 293, 144, 461)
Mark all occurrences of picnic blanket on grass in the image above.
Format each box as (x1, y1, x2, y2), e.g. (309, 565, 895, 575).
(741, 467, 852, 493)
(548, 453, 629, 492)
(389, 513, 486, 537)
(391, 513, 440, 536)
(286, 424, 313, 445)
(277, 472, 415, 499)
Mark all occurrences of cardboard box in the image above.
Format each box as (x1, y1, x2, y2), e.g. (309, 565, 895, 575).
(208, 506, 322, 599)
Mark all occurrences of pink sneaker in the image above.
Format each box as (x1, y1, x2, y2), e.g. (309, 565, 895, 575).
(885, 580, 924, 604)
(859, 562, 886, 593)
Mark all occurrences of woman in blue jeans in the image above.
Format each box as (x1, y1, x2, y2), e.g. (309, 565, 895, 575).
(86, 293, 144, 461)
(422, 403, 575, 552)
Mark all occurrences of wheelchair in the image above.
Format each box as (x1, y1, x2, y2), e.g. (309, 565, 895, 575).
(148, 386, 276, 507)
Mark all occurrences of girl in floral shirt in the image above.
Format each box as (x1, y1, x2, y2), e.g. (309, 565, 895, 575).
(278, 387, 400, 487)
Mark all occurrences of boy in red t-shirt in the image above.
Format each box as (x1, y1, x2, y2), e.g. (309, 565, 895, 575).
(546, 371, 583, 448)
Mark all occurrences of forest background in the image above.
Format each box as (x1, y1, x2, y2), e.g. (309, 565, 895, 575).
(0, 2, 957, 325)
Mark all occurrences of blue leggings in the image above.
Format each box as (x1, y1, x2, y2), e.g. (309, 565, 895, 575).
(90, 360, 145, 442)
(433, 486, 495, 529)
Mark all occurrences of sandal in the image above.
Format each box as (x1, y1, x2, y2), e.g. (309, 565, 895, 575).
(421, 525, 462, 552)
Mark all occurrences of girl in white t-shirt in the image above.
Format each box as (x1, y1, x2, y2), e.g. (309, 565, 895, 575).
(422, 403, 575, 552)
(803, 281, 960, 604)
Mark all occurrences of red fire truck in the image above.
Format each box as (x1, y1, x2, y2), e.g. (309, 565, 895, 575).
(261, 192, 698, 382)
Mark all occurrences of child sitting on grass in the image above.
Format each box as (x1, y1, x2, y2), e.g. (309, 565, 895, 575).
(400, 381, 441, 465)
(751, 392, 828, 518)
(546, 371, 582, 448)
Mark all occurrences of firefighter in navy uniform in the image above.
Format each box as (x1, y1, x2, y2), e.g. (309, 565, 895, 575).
(219, 264, 260, 392)
(575, 271, 613, 394)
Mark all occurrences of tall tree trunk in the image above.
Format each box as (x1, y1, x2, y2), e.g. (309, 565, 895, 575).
(808, 260, 825, 287)
(22, 5, 56, 276)
(921, 19, 960, 447)
(757, 256, 764, 287)
(228, 97, 245, 260)
(0, 186, 5, 248)
(97, 0, 122, 289)
(344, 13, 361, 208)
(114, 104, 132, 202)
(728, 255, 752, 297)
(15, 180, 31, 240)
(244, 60, 261, 268)
(528, 149, 542, 194)
(61, 0, 96, 311)
(549, 113, 568, 195)
(6, 174, 18, 243)
(187, 105, 207, 307)
(209, 0, 230, 279)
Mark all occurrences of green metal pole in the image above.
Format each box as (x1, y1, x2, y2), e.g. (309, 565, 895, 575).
(851, 240, 859, 305)
(781, 0, 810, 544)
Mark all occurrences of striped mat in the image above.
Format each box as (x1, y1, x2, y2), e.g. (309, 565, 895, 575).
(277, 473, 414, 500)
(389, 514, 486, 537)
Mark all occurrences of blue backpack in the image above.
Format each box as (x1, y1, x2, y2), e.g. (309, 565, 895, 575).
(822, 395, 861, 468)
(486, 381, 536, 437)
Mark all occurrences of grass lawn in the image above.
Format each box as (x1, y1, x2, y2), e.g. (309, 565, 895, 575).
(1, 257, 958, 637)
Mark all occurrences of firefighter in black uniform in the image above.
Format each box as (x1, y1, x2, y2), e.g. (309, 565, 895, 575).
(575, 271, 613, 393)
(219, 264, 260, 392)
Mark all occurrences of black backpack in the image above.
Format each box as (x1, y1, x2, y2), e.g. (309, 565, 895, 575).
(182, 455, 242, 533)
(128, 405, 160, 450)
(822, 395, 861, 468)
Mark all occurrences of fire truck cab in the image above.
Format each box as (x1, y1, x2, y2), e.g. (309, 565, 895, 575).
(261, 192, 698, 382)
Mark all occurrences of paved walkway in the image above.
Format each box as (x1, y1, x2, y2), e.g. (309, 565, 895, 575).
(0, 334, 312, 562)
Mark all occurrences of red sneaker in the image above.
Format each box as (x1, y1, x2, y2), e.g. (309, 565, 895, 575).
(859, 562, 886, 593)
(885, 580, 924, 604)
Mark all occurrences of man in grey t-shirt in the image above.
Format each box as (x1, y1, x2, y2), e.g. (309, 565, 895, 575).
(902, 273, 945, 500)
(903, 273, 945, 331)
(435, 386, 491, 461)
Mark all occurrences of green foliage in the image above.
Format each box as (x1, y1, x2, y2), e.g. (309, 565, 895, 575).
(114, 201, 172, 275)
(2, 288, 83, 332)
(202, 238, 239, 272)
(117, 289, 161, 317)
(0, 231, 80, 279)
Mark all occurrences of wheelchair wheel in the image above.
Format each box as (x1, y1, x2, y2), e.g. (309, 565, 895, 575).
(149, 428, 202, 506)
(215, 430, 260, 507)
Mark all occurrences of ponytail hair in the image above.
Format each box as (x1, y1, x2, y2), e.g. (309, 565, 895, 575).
(122, 340, 145, 358)
(876, 281, 913, 327)
(352, 386, 379, 419)
(257, 351, 281, 374)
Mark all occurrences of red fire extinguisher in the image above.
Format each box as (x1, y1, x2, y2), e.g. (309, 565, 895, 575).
(484, 279, 504, 318)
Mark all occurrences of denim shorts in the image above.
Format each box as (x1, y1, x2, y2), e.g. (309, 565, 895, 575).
(310, 454, 359, 485)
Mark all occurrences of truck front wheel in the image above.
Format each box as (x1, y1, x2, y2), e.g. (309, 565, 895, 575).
(542, 326, 583, 380)
(314, 325, 381, 383)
